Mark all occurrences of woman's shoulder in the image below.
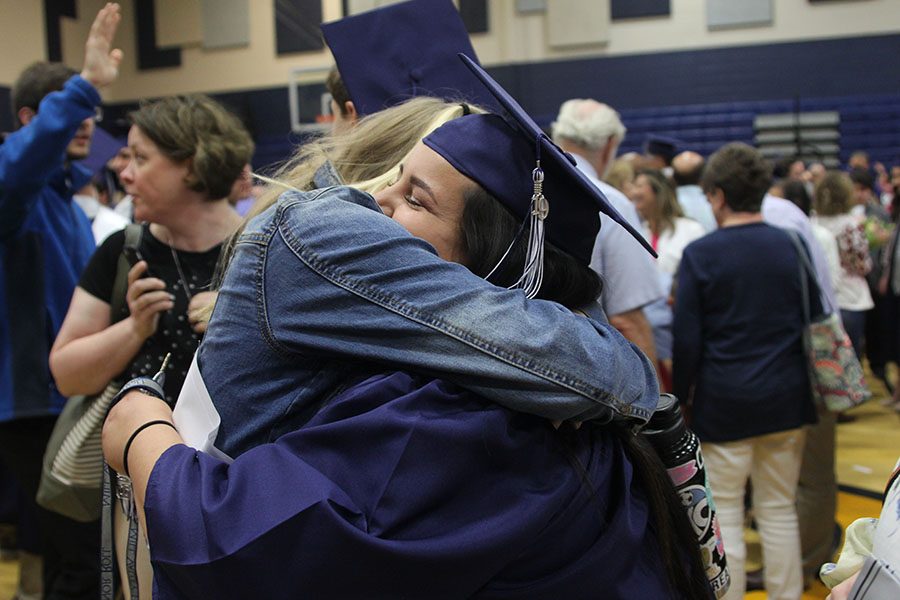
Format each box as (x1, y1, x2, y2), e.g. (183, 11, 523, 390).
(814, 212, 856, 229)
(683, 225, 728, 251)
(78, 226, 136, 300)
(683, 222, 781, 261)
(95, 225, 128, 254)
(812, 223, 838, 245)
(237, 187, 363, 237)
(673, 217, 707, 239)
(270, 186, 400, 244)
(86, 223, 144, 269)
(286, 185, 377, 206)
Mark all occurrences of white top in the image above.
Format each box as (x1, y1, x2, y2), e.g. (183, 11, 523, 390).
(872, 457, 900, 574)
(676, 185, 717, 233)
(812, 213, 874, 311)
(645, 217, 707, 277)
(72, 194, 130, 244)
(763, 194, 839, 310)
(811, 224, 842, 297)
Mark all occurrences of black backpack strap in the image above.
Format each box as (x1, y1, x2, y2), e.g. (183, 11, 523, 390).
(101, 223, 145, 600)
(110, 224, 143, 324)
(784, 228, 830, 319)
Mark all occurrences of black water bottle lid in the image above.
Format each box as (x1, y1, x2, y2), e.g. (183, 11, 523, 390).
(646, 393, 681, 433)
(642, 393, 689, 454)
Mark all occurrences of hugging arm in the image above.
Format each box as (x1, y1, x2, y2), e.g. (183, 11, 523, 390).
(259, 188, 657, 423)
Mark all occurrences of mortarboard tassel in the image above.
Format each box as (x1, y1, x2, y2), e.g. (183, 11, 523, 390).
(516, 164, 547, 299)
(483, 159, 549, 299)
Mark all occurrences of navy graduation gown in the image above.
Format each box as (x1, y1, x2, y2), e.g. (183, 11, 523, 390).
(144, 373, 678, 599)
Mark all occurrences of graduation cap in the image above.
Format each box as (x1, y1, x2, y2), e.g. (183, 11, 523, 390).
(423, 54, 656, 298)
(643, 135, 681, 164)
(321, 0, 497, 116)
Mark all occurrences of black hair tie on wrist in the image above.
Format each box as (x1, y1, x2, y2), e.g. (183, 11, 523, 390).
(122, 420, 178, 478)
(460, 103, 470, 116)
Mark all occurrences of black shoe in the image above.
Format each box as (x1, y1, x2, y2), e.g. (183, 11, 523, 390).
(745, 568, 764, 591)
(831, 522, 843, 558)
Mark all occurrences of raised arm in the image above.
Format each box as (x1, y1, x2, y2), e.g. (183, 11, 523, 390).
(0, 78, 99, 237)
(243, 187, 658, 423)
(0, 3, 121, 235)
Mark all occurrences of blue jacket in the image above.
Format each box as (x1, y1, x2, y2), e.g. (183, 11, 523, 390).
(200, 185, 659, 457)
(0, 75, 98, 422)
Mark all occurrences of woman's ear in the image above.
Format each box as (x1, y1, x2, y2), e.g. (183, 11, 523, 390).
(707, 188, 727, 222)
(343, 101, 358, 125)
(181, 156, 202, 193)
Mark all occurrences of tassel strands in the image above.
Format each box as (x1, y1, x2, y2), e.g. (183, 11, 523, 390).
(483, 159, 550, 298)
(516, 165, 548, 299)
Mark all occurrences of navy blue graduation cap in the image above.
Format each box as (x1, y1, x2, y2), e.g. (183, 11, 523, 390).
(644, 135, 681, 164)
(321, 0, 497, 116)
(423, 54, 656, 298)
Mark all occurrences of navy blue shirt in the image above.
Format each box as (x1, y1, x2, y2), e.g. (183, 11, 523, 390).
(673, 222, 818, 442)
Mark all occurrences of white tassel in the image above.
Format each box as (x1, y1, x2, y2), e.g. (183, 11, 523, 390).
(483, 165, 549, 298)
(515, 166, 548, 299)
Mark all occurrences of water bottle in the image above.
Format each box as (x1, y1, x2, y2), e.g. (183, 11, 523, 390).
(642, 394, 731, 598)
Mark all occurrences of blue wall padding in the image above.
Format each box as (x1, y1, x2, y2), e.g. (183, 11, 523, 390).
(2, 34, 897, 168)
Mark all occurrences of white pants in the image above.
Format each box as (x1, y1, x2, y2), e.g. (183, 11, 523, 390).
(704, 429, 806, 600)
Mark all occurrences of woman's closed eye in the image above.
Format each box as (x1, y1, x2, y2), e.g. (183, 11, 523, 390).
(404, 194, 424, 209)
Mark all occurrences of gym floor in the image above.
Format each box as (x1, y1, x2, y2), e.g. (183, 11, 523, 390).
(1, 387, 896, 599)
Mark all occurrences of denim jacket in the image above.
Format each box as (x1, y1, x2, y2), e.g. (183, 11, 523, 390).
(200, 185, 658, 457)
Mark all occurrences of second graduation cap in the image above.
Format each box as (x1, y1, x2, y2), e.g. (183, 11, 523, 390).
(321, 0, 498, 116)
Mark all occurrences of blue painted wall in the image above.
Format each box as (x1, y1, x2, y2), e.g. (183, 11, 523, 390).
(3, 34, 898, 167)
(487, 34, 899, 122)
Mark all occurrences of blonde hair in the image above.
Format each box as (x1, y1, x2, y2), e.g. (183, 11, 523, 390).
(636, 169, 682, 235)
(604, 158, 635, 193)
(244, 97, 479, 223)
(814, 171, 854, 216)
(210, 97, 483, 299)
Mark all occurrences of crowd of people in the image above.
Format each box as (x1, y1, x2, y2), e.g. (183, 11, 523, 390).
(1, 1, 899, 599)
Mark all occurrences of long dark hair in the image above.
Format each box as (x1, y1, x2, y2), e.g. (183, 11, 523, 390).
(561, 423, 713, 599)
(780, 179, 812, 216)
(459, 186, 602, 308)
(462, 186, 711, 599)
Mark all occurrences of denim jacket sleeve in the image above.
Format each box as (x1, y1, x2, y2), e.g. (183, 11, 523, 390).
(253, 187, 658, 424)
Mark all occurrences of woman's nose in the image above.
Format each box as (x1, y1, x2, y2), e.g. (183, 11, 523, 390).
(120, 160, 134, 184)
(373, 191, 395, 217)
